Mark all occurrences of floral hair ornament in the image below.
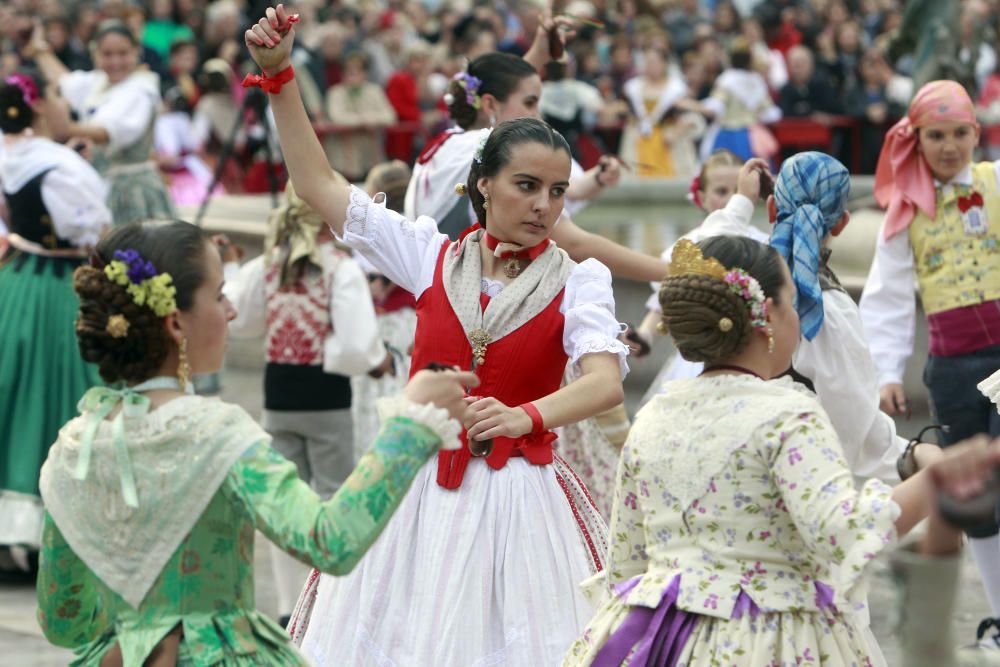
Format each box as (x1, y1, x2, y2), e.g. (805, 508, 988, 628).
(451, 71, 482, 110)
(5, 74, 39, 106)
(104, 249, 178, 317)
(106, 314, 130, 338)
(687, 174, 703, 208)
(473, 127, 492, 164)
(668, 239, 769, 329)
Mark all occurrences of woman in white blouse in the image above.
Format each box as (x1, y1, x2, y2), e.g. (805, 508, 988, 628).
(0, 72, 111, 568)
(26, 19, 174, 226)
(245, 7, 627, 664)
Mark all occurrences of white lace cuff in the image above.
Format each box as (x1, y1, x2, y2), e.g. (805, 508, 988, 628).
(375, 396, 463, 450)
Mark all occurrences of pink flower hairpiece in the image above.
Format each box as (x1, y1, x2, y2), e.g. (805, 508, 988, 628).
(5, 74, 39, 106)
(723, 269, 768, 328)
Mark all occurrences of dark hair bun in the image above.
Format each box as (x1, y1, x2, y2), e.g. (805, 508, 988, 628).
(0, 76, 40, 134)
(447, 53, 537, 130)
(658, 235, 788, 364)
(73, 220, 210, 384)
(74, 265, 171, 384)
(659, 273, 753, 362)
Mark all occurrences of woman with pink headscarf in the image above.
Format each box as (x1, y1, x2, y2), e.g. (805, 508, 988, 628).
(859, 79, 1000, 642)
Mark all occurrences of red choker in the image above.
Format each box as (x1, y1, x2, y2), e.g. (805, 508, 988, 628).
(481, 232, 550, 261)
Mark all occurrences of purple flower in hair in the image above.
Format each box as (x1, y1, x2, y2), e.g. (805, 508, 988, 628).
(5, 74, 39, 106)
(113, 249, 159, 284)
(451, 72, 482, 109)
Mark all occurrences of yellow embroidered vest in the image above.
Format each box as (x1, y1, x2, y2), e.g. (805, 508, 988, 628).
(908, 161, 1000, 314)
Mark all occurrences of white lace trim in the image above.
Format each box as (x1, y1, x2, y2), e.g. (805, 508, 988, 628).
(570, 334, 630, 378)
(375, 396, 463, 450)
(979, 368, 1000, 414)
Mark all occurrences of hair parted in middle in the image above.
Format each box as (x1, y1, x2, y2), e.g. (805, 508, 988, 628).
(464, 118, 571, 226)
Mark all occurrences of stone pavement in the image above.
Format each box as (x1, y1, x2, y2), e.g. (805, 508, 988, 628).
(0, 279, 994, 664)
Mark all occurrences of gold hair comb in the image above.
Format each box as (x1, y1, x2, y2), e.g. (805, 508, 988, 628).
(667, 239, 727, 279)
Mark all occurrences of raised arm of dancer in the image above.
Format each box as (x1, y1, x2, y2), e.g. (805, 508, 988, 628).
(552, 216, 668, 282)
(566, 156, 623, 202)
(23, 23, 70, 85)
(245, 5, 352, 235)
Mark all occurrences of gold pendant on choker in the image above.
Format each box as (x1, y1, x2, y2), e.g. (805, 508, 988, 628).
(503, 257, 522, 279)
(469, 328, 492, 367)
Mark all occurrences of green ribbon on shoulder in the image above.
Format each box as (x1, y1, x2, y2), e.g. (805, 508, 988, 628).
(73, 386, 152, 509)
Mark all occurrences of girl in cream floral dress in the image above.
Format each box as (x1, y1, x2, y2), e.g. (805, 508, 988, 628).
(565, 235, 977, 666)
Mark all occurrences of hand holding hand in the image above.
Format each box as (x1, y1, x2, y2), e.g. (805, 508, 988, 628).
(466, 397, 533, 442)
(929, 435, 1000, 501)
(404, 369, 480, 425)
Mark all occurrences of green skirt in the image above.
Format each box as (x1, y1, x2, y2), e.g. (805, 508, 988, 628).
(0, 251, 101, 548)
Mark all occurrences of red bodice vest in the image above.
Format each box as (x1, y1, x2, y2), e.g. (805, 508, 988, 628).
(410, 241, 569, 489)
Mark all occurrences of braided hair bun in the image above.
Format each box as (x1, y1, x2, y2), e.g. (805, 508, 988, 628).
(658, 235, 787, 364)
(74, 264, 172, 384)
(74, 221, 210, 384)
(659, 273, 755, 362)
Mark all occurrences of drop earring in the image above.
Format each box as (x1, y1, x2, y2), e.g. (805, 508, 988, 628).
(489, 113, 497, 127)
(177, 337, 190, 390)
(766, 327, 775, 355)
(482, 193, 490, 210)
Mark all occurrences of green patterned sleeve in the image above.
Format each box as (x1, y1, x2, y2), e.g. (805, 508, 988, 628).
(227, 416, 440, 575)
(36, 512, 109, 648)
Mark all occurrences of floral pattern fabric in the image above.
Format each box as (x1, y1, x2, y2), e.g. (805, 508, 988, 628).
(36, 413, 442, 667)
(564, 375, 898, 666)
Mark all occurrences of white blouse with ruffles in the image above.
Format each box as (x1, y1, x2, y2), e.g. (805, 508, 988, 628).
(343, 186, 629, 375)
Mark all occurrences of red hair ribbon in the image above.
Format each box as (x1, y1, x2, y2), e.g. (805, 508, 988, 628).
(958, 191, 984, 213)
(242, 64, 295, 94)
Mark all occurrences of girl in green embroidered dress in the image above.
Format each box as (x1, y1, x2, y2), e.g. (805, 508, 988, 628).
(36, 220, 477, 666)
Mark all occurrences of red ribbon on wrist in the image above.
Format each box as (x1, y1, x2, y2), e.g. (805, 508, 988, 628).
(242, 64, 295, 94)
(519, 402, 545, 436)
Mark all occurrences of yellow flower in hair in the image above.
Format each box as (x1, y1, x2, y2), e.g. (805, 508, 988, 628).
(104, 260, 130, 286)
(144, 273, 178, 317)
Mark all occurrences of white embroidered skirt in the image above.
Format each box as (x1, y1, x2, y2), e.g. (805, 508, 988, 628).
(289, 456, 606, 667)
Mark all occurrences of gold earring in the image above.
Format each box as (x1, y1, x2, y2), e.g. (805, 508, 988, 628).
(766, 327, 775, 354)
(483, 193, 490, 209)
(177, 337, 190, 390)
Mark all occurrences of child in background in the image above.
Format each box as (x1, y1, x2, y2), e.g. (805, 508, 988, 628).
(860, 79, 1000, 638)
(699, 37, 782, 163)
(222, 182, 391, 626)
(351, 160, 418, 461)
(768, 151, 911, 483)
(635, 151, 770, 404)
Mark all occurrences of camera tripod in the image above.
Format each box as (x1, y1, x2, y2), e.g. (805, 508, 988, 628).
(194, 86, 282, 226)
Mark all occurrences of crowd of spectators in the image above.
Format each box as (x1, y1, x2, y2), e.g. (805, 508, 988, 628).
(3, 0, 1000, 190)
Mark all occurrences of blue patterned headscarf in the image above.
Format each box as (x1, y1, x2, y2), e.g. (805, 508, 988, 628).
(769, 152, 850, 341)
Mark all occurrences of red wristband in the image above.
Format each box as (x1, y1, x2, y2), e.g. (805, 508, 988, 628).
(242, 64, 295, 94)
(519, 402, 545, 436)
